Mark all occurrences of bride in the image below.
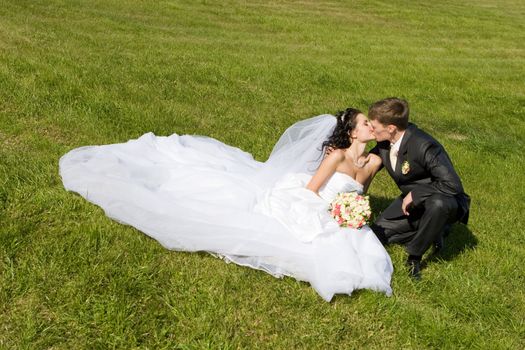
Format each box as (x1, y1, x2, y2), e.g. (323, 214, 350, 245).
(60, 108, 393, 301)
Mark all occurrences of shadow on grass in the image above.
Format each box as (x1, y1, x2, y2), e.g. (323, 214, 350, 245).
(368, 195, 394, 221)
(369, 194, 478, 264)
(426, 223, 477, 263)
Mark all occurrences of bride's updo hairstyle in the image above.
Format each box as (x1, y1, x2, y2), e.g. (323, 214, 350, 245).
(322, 108, 362, 151)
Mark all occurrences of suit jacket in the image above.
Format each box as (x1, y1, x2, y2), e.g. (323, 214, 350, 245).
(371, 123, 470, 224)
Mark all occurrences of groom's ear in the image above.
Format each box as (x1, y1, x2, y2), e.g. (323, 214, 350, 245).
(387, 124, 398, 134)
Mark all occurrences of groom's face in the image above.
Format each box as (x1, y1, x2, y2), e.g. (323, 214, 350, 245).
(369, 119, 392, 142)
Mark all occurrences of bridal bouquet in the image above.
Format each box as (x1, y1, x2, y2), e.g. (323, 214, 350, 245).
(328, 192, 372, 229)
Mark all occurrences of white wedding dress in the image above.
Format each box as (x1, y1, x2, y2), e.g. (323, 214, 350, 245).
(60, 115, 393, 301)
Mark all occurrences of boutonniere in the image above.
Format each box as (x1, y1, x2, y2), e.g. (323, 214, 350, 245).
(401, 160, 411, 175)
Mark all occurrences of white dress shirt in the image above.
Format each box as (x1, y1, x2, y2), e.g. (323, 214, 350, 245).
(389, 132, 405, 170)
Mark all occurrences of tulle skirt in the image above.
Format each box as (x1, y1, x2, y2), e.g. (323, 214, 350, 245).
(60, 126, 393, 301)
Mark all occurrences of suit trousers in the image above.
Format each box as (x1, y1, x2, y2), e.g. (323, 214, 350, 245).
(371, 193, 458, 257)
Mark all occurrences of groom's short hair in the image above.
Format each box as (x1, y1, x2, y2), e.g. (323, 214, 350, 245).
(368, 98, 409, 130)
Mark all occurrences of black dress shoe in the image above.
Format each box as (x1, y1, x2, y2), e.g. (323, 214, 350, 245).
(443, 223, 452, 238)
(433, 235, 444, 255)
(406, 259, 422, 280)
(433, 224, 452, 254)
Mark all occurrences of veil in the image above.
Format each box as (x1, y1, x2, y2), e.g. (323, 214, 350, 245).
(254, 114, 337, 188)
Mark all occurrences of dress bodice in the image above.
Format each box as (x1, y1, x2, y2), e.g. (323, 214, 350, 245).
(319, 172, 364, 203)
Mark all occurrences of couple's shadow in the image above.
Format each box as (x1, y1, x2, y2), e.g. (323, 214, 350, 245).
(369, 195, 477, 262)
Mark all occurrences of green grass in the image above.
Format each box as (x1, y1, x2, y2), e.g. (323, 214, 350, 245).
(1, 0, 524, 348)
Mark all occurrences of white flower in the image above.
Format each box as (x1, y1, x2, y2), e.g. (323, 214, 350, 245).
(328, 192, 372, 229)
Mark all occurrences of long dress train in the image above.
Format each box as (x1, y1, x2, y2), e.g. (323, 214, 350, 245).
(59, 114, 393, 301)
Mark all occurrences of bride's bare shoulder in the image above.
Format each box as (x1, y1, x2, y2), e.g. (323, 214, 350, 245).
(325, 148, 346, 162)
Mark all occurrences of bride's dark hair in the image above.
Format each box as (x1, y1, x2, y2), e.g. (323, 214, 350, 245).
(322, 108, 362, 151)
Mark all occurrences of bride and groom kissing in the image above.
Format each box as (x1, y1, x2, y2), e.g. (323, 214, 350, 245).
(314, 97, 469, 280)
(60, 97, 470, 301)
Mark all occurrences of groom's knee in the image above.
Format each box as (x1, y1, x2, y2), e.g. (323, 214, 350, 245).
(425, 194, 452, 213)
(424, 194, 458, 221)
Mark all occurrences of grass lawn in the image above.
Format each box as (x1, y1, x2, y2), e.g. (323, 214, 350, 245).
(1, 0, 524, 348)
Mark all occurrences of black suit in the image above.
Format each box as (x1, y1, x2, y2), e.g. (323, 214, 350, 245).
(371, 123, 470, 257)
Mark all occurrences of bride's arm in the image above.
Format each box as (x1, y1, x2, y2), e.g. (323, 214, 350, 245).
(362, 154, 382, 193)
(306, 150, 344, 194)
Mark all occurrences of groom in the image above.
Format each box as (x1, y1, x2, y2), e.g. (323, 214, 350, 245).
(368, 98, 470, 279)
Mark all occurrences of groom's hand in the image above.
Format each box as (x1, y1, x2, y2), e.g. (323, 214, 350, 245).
(402, 192, 414, 216)
(325, 146, 335, 158)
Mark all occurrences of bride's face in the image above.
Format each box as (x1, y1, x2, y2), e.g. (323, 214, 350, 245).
(351, 113, 375, 142)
